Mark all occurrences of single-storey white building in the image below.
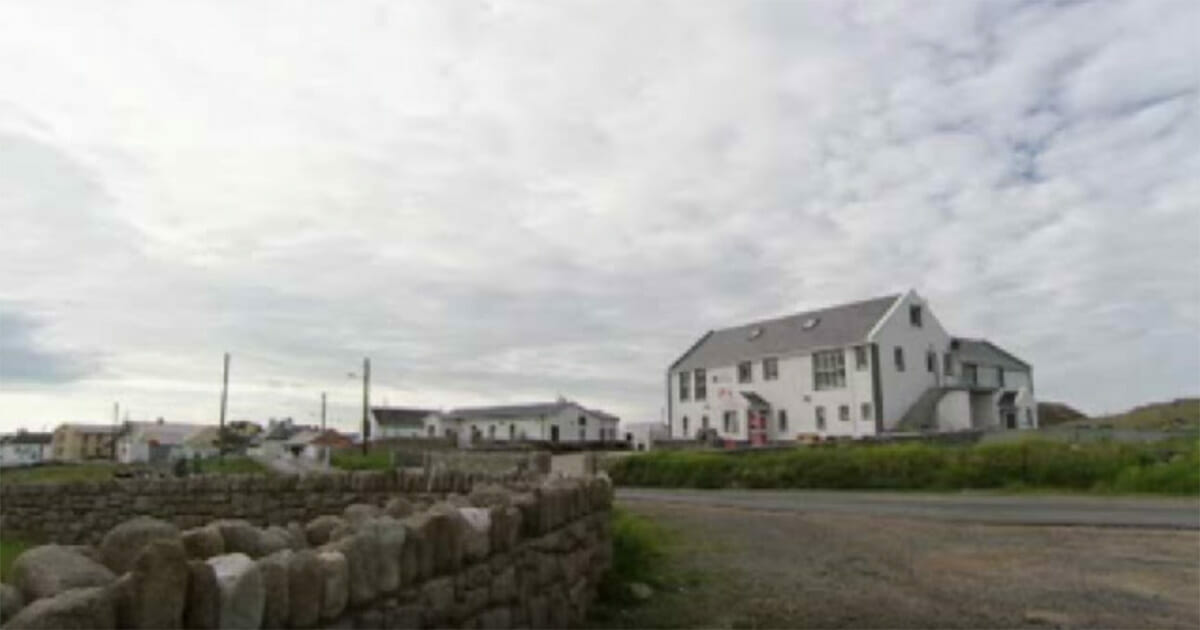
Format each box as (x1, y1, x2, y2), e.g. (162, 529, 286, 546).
(116, 420, 212, 464)
(0, 431, 53, 468)
(426, 398, 621, 447)
(668, 290, 1037, 442)
(369, 407, 440, 440)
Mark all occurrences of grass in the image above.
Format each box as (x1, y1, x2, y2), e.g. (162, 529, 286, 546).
(0, 537, 33, 583)
(331, 450, 394, 471)
(608, 438, 1200, 495)
(194, 456, 268, 475)
(1065, 398, 1200, 431)
(0, 462, 117, 484)
(593, 508, 673, 609)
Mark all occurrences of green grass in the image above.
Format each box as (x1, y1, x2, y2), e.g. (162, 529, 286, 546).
(595, 508, 671, 606)
(0, 537, 33, 582)
(194, 456, 268, 475)
(609, 438, 1200, 495)
(331, 450, 394, 471)
(0, 462, 117, 484)
(1066, 398, 1200, 431)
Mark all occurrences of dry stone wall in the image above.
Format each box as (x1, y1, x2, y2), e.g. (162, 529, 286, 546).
(0, 475, 613, 629)
(0, 470, 530, 546)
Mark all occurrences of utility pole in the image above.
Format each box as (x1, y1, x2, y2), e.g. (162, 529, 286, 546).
(219, 352, 230, 463)
(361, 357, 370, 456)
(112, 401, 119, 461)
(320, 392, 327, 431)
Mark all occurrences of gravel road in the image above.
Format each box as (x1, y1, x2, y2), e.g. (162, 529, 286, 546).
(617, 488, 1200, 529)
(593, 495, 1200, 629)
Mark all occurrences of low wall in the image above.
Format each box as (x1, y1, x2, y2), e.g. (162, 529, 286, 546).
(0, 469, 531, 546)
(1, 476, 613, 629)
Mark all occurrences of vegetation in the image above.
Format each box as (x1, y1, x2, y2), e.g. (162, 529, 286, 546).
(594, 508, 671, 606)
(1062, 398, 1200, 431)
(1037, 402, 1088, 427)
(0, 537, 33, 582)
(0, 462, 118, 484)
(608, 439, 1200, 495)
(194, 456, 268, 475)
(331, 450, 394, 471)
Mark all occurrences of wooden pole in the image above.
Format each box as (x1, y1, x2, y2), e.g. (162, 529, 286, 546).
(112, 401, 119, 461)
(321, 392, 327, 431)
(219, 352, 230, 463)
(361, 358, 370, 455)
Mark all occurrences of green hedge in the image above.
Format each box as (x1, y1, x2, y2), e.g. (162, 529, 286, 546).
(608, 439, 1200, 494)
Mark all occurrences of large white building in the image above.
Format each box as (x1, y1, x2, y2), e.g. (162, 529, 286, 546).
(668, 290, 1037, 442)
(412, 399, 621, 447)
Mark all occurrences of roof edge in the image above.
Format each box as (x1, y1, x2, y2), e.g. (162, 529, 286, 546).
(865, 290, 912, 341)
(669, 330, 714, 371)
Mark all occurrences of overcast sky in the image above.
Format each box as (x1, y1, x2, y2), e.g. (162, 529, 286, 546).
(1, 0, 1197, 432)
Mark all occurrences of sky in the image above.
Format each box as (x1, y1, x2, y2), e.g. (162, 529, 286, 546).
(1, 0, 1197, 432)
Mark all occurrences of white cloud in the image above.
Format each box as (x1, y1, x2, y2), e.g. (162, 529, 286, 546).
(0, 0, 1196, 428)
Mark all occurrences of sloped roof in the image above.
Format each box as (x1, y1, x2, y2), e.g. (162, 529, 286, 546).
(309, 430, 353, 447)
(124, 422, 210, 446)
(444, 399, 618, 423)
(58, 424, 120, 434)
(1, 432, 52, 445)
(371, 407, 437, 427)
(952, 338, 1030, 371)
(672, 294, 900, 371)
(183, 426, 221, 448)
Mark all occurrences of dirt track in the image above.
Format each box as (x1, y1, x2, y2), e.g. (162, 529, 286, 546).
(594, 500, 1200, 629)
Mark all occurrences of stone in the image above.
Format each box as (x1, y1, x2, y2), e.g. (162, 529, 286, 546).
(383, 497, 415, 519)
(256, 551, 291, 629)
(324, 534, 376, 607)
(317, 550, 349, 621)
(207, 553, 265, 630)
(181, 526, 225, 560)
(212, 520, 268, 558)
(305, 515, 347, 547)
(628, 581, 653, 601)
(387, 604, 422, 630)
(121, 539, 189, 629)
(260, 527, 291, 557)
(343, 503, 381, 524)
(468, 484, 513, 509)
(184, 561, 220, 630)
(2, 586, 116, 630)
(399, 519, 432, 583)
(362, 517, 405, 593)
(286, 522, 308, 550)
(489, 566, 516, 605)
(480, 606, 512, 630)
(0, 582, 25, 624)
(420, 576, 454, 621)
(445, 494, 472, 508)
(11, 545, 117, 603)
(1024, 609, 1073, 627)
(286, 550, 323, 629)
(458, 507, 492, 562)
(425, 503, 468, 574)
(99, 516, 181, 574)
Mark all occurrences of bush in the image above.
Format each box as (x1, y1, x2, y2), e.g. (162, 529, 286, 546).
(607, 439, 1199, 495)
(597, 508, 669, 604)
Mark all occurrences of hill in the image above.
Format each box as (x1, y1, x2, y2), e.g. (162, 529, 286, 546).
(1054, 397, 1200, 431)
(1036, 402, 1087, 427)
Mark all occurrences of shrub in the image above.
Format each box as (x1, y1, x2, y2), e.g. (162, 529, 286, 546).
(596, 508, 669, 604)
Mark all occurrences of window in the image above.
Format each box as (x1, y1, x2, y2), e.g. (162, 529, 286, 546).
(963, 363, 978, 385)
(998, 368, 1006, 387)
(578, 415, 587, 426)
(701, 415, 709, 430)
(723, 410, 738, 433)
(763, 357, 779, 381)
(926, 351, 936, 373)
(679, 372, 690, 401)
(861, 402, 872, 421)
(813, 349, 845, 390)
(943, 353, 953, 375)
(894, 347, 905, 371)
(910, 304, 923, 327)
(738, 361, 752, 383)
(815, 406, 826, 430)
(508, 424, 515, 440)
(778, 409, 788, 433)
(682, 416, 690, 437)
(488, 425, 496, 439)
(855, 345, 868, 370)
(579, 429, 586, 441)
(694, 369, 707, 400)
(839, 405, 850, 422)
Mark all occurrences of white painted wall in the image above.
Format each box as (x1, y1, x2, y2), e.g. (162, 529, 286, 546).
(0, 442, 51, 467)
(426, 405, 619, 446)
(936, 390, 973, 431)
(867, 291, 953, 430)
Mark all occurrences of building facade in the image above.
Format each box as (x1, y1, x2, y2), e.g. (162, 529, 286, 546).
(668, 291, 1037, 442)
(370, 407, 440, 440)
(426, 399, 621, 447)
(51, 424, 119, 461)
(116, 420, 212, 464)
(0, 431, 53, 468)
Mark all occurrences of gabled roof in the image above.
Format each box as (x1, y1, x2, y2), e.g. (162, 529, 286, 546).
(672, 294, 901, 371)
(952, 338, 1030, 371)
(371, 407, 437, 427)
(1, 432, 52, 445)
(57, 424, 120, 434)
(443, 399, 618, 423)
(123, 422, 210, 446)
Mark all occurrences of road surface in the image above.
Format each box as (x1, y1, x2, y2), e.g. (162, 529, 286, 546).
(616, 488, 1200, 529)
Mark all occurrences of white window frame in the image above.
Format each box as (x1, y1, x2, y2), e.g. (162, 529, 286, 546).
(813, 350, 846, 390)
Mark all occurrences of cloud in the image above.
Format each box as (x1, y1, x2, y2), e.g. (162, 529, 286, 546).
(0, 310, 99, 385)
(0, 0, 1196, 427)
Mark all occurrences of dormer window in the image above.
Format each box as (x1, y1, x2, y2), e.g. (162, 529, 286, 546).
(909, 304, 923, 327)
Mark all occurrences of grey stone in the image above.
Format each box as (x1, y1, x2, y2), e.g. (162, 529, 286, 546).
(122, 539, 189, 629)
(305, 515, 347, 547)
(11, 545, 117, 603)
(207, 553, 265, 630)
(383, 497, 415, 519)
(0, 582, 25, 624)
(181, 526, 225, 560)
(256, 551, 291, 629)
(286, 550, 323, 629)
(459, 507, 492, 562)
(212, 520, 267, 558)
(387, 604, 423, 630)
(260, 527, 291, 557)
(323, 534, 376, 607)
(184, 561, 220, 630)
(317, 550, 348, 621)
(2, 586, 116, 630)
(343, 503, 381, 524)
(490, 566, 516, 605)
(362, 517, 405, 593)
(480, 606, 512, 630)
(420, 576, 454, 622)
(99, 516, 181, 574)
(286, 522, 308, 550)
(468, 484, 513, 509)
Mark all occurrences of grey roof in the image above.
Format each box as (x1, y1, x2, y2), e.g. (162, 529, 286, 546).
(371, 407, 437, 427)
(1, 432, 52, 445)
(952, 338, 1030, 371)
(672, 294, 900, 371)
(444, 400, 618, 423)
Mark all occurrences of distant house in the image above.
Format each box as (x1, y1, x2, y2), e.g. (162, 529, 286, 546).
(668, 290, 1037, 442)
(370, 407, 440, 440)
(116, 420, 212, 464)
(428, 398, 621, 447)
(0, 431, 53, 467)
(256, 419, 321, 458)
(51, 424, 119, 461)
(180, 426, 222, 460)
(621, 422, 669, 452)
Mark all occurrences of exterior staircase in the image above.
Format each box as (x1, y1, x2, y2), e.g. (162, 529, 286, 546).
(895, 387, 951, 432)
